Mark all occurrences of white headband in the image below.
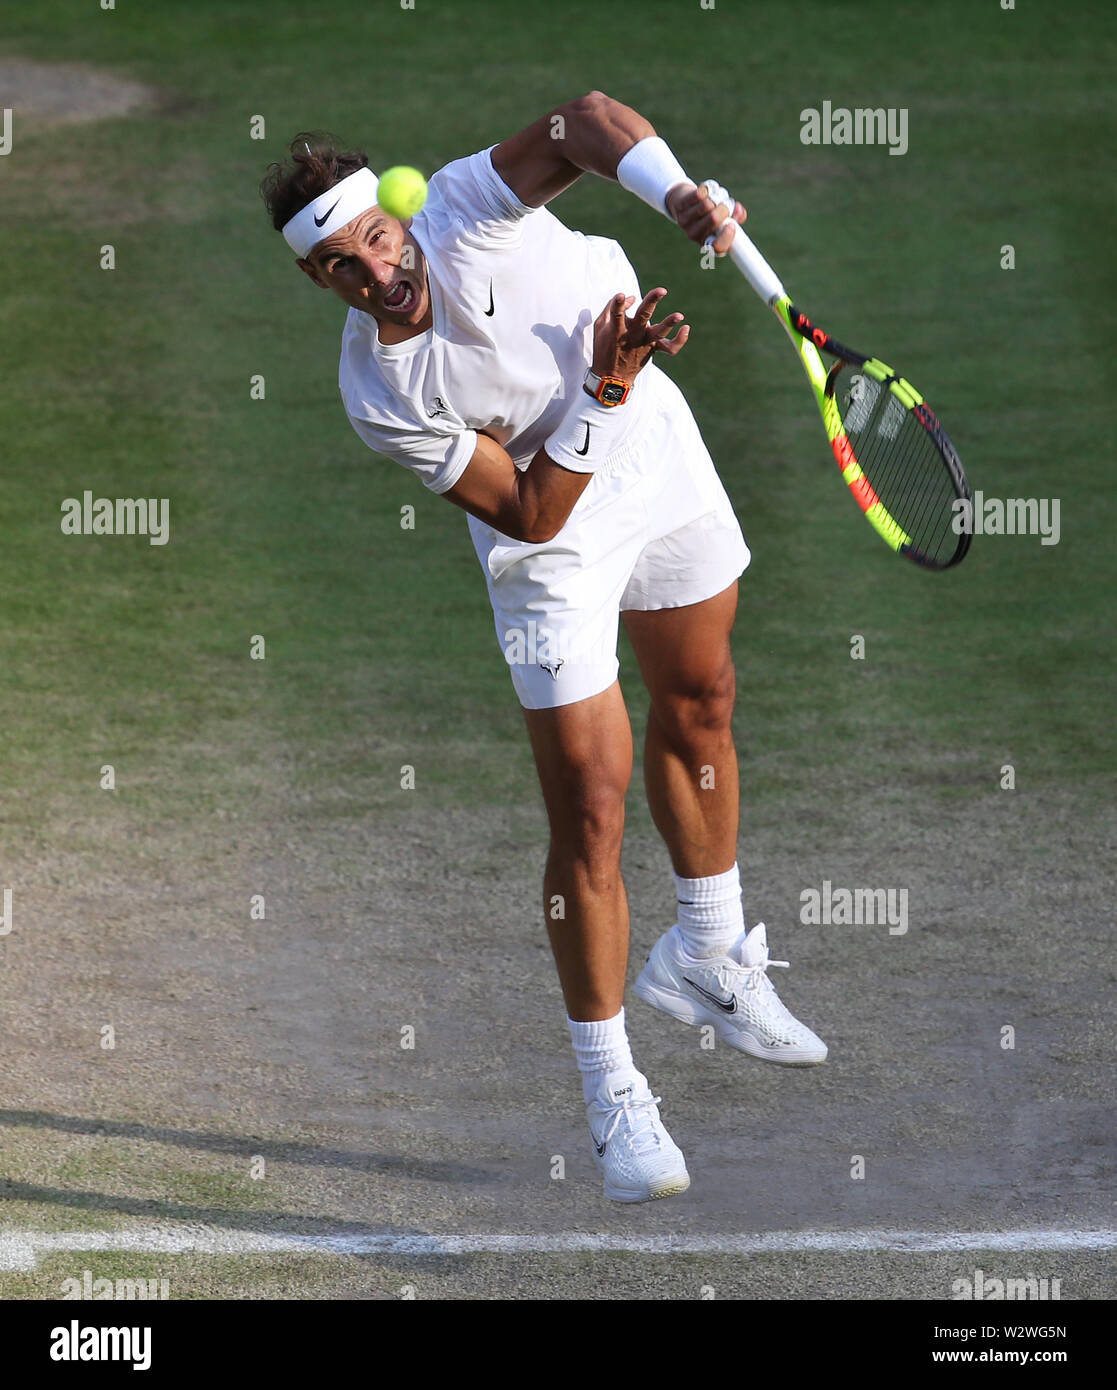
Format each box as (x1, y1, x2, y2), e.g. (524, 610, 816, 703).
(282, 166, 380, 258)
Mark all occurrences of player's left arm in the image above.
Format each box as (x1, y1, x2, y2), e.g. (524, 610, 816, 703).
(492, 91, 743, 253)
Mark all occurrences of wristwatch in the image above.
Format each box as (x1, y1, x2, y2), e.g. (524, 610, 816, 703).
(584, 369, 632, 407)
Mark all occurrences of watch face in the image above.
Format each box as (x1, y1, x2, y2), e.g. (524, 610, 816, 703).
(601, 382, 627, 404)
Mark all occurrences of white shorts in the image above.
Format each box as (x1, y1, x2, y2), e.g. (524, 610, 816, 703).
(467, 371, 750, 710)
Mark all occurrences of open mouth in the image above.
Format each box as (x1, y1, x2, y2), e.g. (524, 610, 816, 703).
(383, 281, 414, 312)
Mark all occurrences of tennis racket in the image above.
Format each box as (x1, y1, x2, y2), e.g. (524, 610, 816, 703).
(722, 218, 972, 570)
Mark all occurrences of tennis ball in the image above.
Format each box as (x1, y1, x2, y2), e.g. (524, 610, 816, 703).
(376, 166, 428, 220)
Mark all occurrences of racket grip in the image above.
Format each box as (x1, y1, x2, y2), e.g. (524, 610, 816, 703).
(724, 223, 785, 306)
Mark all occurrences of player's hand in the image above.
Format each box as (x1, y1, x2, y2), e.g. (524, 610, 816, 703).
(590, 288, 690, 385)
(666, 181, 746, 256)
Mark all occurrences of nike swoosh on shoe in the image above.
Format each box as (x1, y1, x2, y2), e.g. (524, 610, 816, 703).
(683, 976, 738, 1013)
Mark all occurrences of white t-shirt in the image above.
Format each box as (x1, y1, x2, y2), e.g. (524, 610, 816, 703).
(338, 145, 668, 494)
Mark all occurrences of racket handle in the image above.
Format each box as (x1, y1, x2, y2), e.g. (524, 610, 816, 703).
(723, 222, 785, 306)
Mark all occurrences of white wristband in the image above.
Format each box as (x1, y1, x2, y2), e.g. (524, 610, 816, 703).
(544, 385, 632, 474)
(616, 136, 692, 218)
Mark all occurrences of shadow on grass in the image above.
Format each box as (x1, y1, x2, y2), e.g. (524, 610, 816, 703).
(0, 1109, 493, 1185)
(0, 1180, 460, 1240)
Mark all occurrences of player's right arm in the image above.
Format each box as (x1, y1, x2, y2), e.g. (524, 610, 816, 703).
(442, 431, 592, 544)
(443, 287, 688, 542)
(492, 91, 744, 255)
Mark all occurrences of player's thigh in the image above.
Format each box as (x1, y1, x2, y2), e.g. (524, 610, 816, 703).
(523, 681, 634, 840)
(467, 477, 646, 711)
(622, 581, 739, 715)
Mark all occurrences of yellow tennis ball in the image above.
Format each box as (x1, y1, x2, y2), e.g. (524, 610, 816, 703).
(377, 166, 428, 219)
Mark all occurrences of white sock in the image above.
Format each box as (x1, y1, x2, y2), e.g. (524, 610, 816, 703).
(674, 863, 745, 959)
(567, 1008, 636, 1102)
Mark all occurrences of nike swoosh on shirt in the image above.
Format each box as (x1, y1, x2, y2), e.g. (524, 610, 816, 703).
(314, 198, 342, 228)
(683, 976, 738, 1013)
(575, 424, 590, 457)
(483, 280, 494, 316)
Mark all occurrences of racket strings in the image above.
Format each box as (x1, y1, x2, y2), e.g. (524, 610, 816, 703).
(863, 415, 948, 558)
(838, 376, 962, 566)
(878, 413, 939, 541)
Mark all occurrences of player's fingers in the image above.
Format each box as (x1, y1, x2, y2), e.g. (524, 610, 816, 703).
(632, 287, 667, 327)
(685, 203, 735, 246)
(711, 214, 739, 255)
(652, 323, 691, 355)
(647, 311, 686, 338)
(600, 292, 631, 325)
(673, 183, 711, 214)
(677, 182, 743, 246)
(676, 193, 717, 239)
(695, 178, 740, 254)
(665, 180, 699, 223)
(701, 202, 746, 256)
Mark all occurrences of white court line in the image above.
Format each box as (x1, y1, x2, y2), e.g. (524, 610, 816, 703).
(1, 1227, 1114, 1272)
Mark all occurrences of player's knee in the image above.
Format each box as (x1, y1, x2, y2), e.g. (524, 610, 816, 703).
(550, 780, 626, 861)
(658, 659, 736, 745)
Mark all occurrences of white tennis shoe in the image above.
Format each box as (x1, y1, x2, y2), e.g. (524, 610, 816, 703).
(634, 922, 828, 1066)
(586, 1069, 691, 1204)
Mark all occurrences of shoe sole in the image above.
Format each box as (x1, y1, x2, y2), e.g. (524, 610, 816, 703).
(605, 1172, 691, 1203)
(633, 974, 828, 1067)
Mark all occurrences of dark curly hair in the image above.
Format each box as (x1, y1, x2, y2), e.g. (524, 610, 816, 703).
(260, 131, 371, 237)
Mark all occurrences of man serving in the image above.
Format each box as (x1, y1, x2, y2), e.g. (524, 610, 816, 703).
(261, 91, 826, 1204)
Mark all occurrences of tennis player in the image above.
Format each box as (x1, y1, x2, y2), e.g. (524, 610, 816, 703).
(261, 92, 826, 1203)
